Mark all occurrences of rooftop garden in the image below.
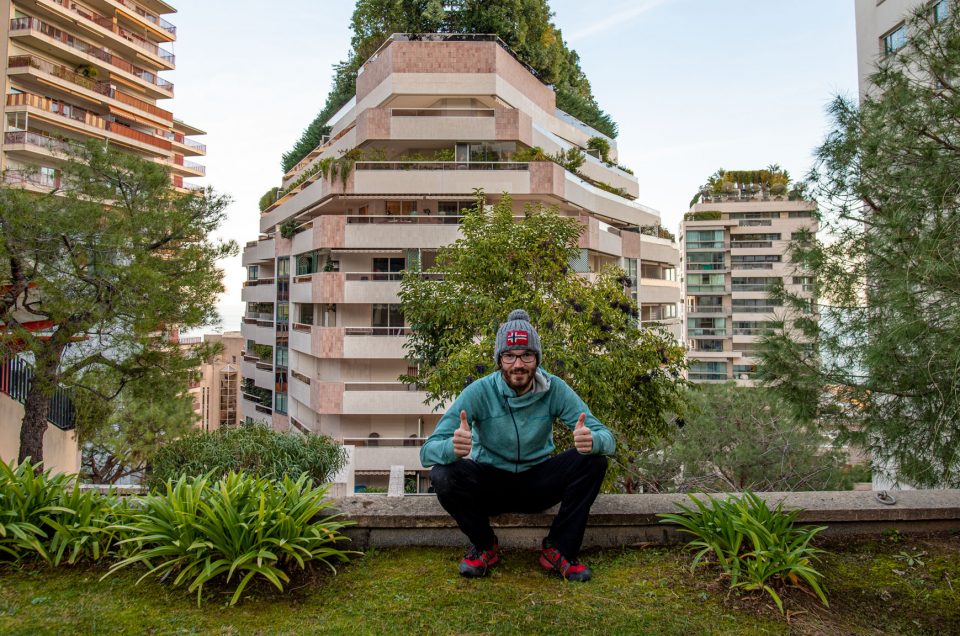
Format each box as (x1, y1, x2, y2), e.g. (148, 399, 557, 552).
(690, 166, 809, 206)
(281, 1, 618, 173)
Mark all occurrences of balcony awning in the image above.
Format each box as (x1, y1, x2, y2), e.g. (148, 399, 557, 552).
(108, 105, 163, 128)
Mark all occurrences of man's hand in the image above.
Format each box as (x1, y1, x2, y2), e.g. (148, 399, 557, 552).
(453, 410, 472, 457)
(573, 413, 593, 454)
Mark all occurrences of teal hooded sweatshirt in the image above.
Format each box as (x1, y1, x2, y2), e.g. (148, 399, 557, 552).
(420, 368, 616, 472)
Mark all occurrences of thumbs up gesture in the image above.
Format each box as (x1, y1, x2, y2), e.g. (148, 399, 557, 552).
(573, 413, 593, 454)
(453, 410, 472, 457)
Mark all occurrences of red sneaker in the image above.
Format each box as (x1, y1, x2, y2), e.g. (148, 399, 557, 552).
(539, 539, 592, 582)
(458, 543, 500, 577)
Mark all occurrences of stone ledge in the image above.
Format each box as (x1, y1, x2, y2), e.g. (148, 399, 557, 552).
(334, 490, 960, 549)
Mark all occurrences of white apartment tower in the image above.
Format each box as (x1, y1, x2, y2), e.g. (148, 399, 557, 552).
(240, 34, 682, 492)
(681, 175, 817, 385)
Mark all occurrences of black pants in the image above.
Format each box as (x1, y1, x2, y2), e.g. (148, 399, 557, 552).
(430, 450, 608, 560)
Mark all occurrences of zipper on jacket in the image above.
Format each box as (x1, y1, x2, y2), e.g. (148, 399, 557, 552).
(506, 401, 521, 473)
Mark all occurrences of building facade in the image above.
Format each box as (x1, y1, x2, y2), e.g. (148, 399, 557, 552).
(0, 0, 204, 192)
(0, 0, 204, 469)
(241, 34, 681, 492)
(855, 0, 949, 98)
(681, 185, 817, 385)
(184, 332, 243, 432)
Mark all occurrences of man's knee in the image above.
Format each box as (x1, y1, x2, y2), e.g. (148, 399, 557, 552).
(583, 453, 608, 478)
(430, 460, 478, 496)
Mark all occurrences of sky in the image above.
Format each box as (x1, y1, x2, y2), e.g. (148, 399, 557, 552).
(167, 1, 859, 333)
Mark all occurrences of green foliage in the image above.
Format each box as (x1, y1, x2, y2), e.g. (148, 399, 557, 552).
(282, 0, 619, 171)
(0, 141, 236, 465)
(756, 1, 960, 488)
(586, 136, 611, 163)
(629, 384, 850, 493)
(0, 459, 127, 565)
(77, 366, 199, 484)
(252, 344, 274, 361)
(105, 472, 355, 606)
(432, 147, 455, 161)
(258, 186, 280, 212)
(145, 425, 347, 492)
(399, 190, 687, 483)
(511, 146, 550, 162)
(658, 492, 829, 613)
(696, 166, 792, 201)
(683, 210, 722, 221)
(279, 219, 299, 239)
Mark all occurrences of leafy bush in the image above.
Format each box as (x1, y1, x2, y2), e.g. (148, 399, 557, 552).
(0, 459, 127, 565)
(106, 472, 355, 605)
(659, 492, 829, 613)
(145, 425, 347, 492)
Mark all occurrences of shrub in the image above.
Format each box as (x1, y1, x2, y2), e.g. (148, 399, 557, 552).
(658, 491, 828, 613)
(106, 472, 355, 605)
(145, 425, 347, 492)
(0, 459, 127, 565)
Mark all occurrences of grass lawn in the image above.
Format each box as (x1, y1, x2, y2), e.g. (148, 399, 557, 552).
(0, 534, 957, 635)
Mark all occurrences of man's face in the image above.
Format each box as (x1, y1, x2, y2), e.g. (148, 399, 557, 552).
(499, 349, 537, 394)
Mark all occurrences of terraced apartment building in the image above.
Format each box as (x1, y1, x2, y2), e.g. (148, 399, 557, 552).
(0, 0, 205, 193)
(0, 0, 204, 473)
(241, 34, 681, 492)
(681, 181, 817, 385)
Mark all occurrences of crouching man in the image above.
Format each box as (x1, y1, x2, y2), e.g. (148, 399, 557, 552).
(420, 309, 614, 582)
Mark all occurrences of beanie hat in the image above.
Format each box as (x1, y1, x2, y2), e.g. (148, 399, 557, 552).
(494, 309, 542, 366)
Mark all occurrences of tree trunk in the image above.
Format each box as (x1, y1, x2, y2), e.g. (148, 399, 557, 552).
(18, 382, 50, 466)
(17, 347, 64, 467)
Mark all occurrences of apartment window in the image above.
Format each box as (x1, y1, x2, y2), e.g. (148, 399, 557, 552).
(686, 229, 724, 249)
(688, 317, 725, 336)
(372, 257, 405, 280)
(385, 200, 417, 215)
(6, 111, 27, 131)
(693, 339, 724, 352)
(731, 276, 779, 292)
(733, 320, 775, 336)
(733, 364, 757, 379)
(732, 298, 781, 312)
(788, 211, 813, 218)
(39, 166, 58, 187)
(275, 345, 289, 368)
(687, 252, 725, 270)
(372, 303, 404, 332)
(689, 361, 727, 381)
(276, 302, 289, 323)
(247, 265, 259, 281)
(296, 250, 321, 275)
(728, 211, 780, 220)
(274, 392, 288, 415)
(882, 23, 908, 56)
(732, 233, 780, 242)
(933, 0, 949, 22)
(298, 303, 314, 325)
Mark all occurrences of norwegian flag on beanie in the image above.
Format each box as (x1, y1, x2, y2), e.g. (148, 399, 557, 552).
(495, 309, 542, 365)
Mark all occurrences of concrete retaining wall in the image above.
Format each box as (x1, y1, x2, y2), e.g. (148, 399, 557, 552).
(333, 490, 960, 549)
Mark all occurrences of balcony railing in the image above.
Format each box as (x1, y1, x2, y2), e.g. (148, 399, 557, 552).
(687, 285, 728, 293)
(4, 130, 74, 153)
(172, 155, 206, 174)
(344, 326, 411, 336)
(1, 357, 75, 430)
(731, 263, 774, 270)
(731, 306, 779, 313)
(106, 121, 171, 150)
(6, 92, 105, 128)
(390, 108, 495, 118)
(688, 328, 728, 337)
(354, 161, 529, 171)
(47, 0, 175, 63)
(346, 214, 463, 225)
(3, 170, 60, 189)
(688, 373, 730, 381)
(341, 437, 426, 447)
(114, 0, 176, 36)
(9, 17, 173, 93)
(687, 306, 725, 314)
(731, 241, 773, 249)
(7, 55, 172, 121)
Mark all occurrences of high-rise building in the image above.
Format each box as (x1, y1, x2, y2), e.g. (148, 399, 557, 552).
(855, 0, 949, 98)
(0, 0, 205, 193)
(241, 34, 681, 492)
(0, 0, 204, 471)
(183, 332, 243, 432)
(681, 175, 817, 385)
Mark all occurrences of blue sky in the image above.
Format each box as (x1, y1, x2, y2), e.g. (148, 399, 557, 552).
(166, 1, 858, 332)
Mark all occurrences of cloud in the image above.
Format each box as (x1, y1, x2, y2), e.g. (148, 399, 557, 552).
(566, 0, 673, 42)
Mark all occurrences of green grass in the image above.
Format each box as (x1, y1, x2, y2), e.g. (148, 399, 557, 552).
(1, 536, 958, 635)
